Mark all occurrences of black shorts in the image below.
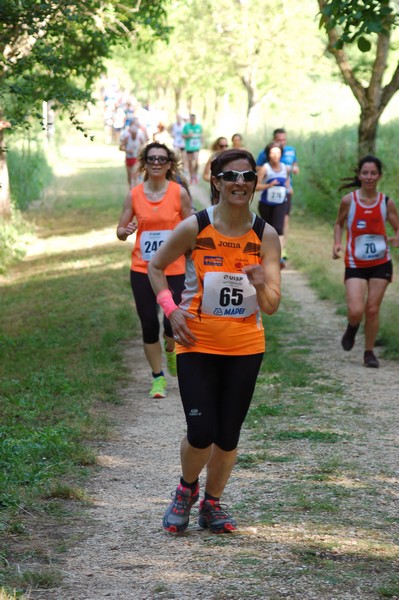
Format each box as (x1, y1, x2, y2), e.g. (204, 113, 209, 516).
(345, 260, 393, 282)
(130, 271, 185, 343)
(177, 352, 264, 452)
(258, 201, 287, 236)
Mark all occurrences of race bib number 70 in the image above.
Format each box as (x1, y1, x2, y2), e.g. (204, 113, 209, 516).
(355, 234, 386, 261)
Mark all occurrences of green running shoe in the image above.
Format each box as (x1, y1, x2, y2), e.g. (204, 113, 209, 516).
(149, 375, 167, 398)
(164, 341, 177, 377)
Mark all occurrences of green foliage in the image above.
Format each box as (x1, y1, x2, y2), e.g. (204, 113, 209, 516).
(0, 1, 170, 125)
(0, 134, 136, 513)
(274, 430, 342, 443)
(286, 121, 399, 359)
(8, 143, 53, 210)
(319, 0, 399, 50)
(111, 0, 329, 124)
(0, 210, 27, 273)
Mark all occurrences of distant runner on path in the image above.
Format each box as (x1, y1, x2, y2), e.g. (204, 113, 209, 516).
(183, 113, 203, 185)
(149, 149, 281, 534)
(333, 155, 399, 368)
(257, 128, 299, 263)
(119, 124, 146, 188)
(256, 142, 290, 269)
(116, 142, 192, 398)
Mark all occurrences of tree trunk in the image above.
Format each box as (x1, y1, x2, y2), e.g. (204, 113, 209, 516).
(358, 106, 379, 157)
(0, 128, 11, 217)
(174, 87, 181, 115)
(241, 76, 257, 117)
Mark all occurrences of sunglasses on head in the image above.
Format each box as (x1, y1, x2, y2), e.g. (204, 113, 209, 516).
(217, 170, 257, 182)
(146, 155, 169, 165)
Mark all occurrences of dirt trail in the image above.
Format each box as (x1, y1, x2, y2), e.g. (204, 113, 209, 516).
(32, 184, 399, 600)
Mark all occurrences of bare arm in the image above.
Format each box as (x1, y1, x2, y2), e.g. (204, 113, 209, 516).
(148, 217, 199, 346)
(256, 178, 280, 192)
(202, 157, 212, 182)
(180, 186, 194, 218)
(243, 223, 281, 315)
(255, 165, 281, 192)
(116, 191, 137, 241)
(332, 194, 350, 259)
(387, 198, 399, 247)
(182, 126, 191, 140)
(292, 162, 299, 175)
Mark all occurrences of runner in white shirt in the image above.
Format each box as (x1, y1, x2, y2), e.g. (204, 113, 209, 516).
(119, 124, 146, 188)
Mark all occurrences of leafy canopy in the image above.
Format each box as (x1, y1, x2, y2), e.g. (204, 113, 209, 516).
(319, 0, 399, 52)
(0, 1, 170, 123)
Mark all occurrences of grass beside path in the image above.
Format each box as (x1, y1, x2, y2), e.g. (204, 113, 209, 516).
(0, 137, 140, 593)
(287, 213, 399, 359)
(1, 138, 398, 598)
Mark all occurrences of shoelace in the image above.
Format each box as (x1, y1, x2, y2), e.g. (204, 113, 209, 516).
(172, 490, 192, 514)
(206, 502, 232, 519)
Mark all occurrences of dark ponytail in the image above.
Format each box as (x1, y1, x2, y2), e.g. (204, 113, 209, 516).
(339, 155, 382, 191)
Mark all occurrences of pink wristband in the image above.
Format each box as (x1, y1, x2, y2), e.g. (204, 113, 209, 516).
(156, 289, 178, 319)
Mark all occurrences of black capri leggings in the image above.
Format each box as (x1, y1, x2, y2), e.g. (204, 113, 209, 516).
(130, 271, 185, 344)
(177, 352, 264, 452)
(258, 201, 287, 235)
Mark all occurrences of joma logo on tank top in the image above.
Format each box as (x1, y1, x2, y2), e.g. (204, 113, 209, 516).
(218, 241, 241, 248)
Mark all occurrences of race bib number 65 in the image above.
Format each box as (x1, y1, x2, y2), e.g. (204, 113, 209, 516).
(202, 272, 258, 318)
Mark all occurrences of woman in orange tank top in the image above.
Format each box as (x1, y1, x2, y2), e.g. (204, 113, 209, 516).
(333, 155, 399, 368)
(116, 142, 192, 398)
(149, 149, 281, 534)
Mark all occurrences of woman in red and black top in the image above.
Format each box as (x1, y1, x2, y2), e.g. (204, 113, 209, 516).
(333, 155, 399, 368)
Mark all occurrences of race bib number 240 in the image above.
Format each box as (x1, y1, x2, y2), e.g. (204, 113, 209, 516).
(140, 230, 171, 261)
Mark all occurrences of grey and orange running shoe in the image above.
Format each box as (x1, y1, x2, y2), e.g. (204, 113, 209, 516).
(198, 499, 237, 533)
(163, 482, 199, 533)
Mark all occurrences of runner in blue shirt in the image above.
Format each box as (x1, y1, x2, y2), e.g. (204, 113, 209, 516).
(256, 128, 299, 263)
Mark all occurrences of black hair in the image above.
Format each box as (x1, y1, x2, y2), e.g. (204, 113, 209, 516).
(339, 155, 383, 191)
(264, 142, 282, 162)
(273, 128, 286, 137)
(210, 149, 257, 202)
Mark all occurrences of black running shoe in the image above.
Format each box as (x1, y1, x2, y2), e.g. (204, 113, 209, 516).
(341, 323, 359, 351)
(364, 350, 379, 368)
(198, 499, 237, 533)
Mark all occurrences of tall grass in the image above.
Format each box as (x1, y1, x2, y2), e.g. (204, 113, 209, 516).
(285, 119, 399, 358)
(0, 210, 28, 274)
(0, 134, 136, 592)
(7, 142, 53, 211)
(0, 135, 53, 273)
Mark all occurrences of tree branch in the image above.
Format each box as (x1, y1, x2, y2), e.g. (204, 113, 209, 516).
(368, 29, 390, 105)
(380, 60, 399, 117)
(318, 0, 366, 108)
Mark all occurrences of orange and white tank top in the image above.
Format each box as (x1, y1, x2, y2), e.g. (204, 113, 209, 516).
(345, 190, 390, 269)
(131, 181, 185, 275)
(177, 207, 266, 356)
